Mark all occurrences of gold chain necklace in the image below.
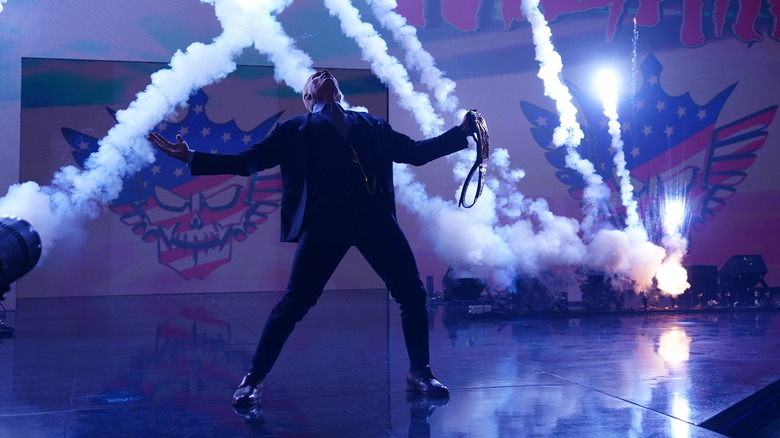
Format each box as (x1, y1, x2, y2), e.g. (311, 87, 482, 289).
(348, 144, 376, 196)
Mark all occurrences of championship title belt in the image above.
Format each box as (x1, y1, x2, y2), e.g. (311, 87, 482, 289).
(458, 110, 490, 208)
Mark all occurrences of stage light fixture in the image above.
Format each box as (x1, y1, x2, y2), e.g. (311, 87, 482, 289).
(0, 216, 42, 300)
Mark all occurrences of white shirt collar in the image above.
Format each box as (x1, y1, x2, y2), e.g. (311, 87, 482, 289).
(312, 101, 342, 113)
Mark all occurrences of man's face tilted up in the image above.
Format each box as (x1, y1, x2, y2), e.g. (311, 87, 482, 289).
(302, 69, 343, 112)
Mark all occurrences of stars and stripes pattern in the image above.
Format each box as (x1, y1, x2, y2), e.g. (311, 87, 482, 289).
(521, 53, 777, 236)
(63, 89, 284, 279)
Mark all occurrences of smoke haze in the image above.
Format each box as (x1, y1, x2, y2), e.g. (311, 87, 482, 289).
(1, 0, 689, 296)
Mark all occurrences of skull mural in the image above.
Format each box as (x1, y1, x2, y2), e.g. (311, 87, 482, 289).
(64, 90, 283, 279)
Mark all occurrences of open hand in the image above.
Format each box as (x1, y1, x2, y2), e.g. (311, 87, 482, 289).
(148, 132, 190, 163)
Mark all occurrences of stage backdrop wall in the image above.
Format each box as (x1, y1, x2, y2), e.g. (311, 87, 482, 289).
(2, 0, 779, 302)
(19, 61, 388, 296)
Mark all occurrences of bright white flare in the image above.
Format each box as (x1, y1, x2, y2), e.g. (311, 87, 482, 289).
(595, 69, 619, 109)
(597, 68, 641, 230)
(662, 197, 687, 236)
(658, 196, 691, 296)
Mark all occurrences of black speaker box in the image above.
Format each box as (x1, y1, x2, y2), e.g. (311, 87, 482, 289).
(719, 255, 767, 290)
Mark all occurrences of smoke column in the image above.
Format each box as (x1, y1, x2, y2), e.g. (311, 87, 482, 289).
(596, 44, 689, 295)
(0, 0, 689, 295)
(0, 1, 7, 13)
(0, 0, 303, 260)
(323, 0, 444, 137)
(326, 0, 590, 287)
(520, 0, 612, 238)
(366, 0, 459, 116)
(598, 70, 642, 228)
(519, 0, 674, 292)
(656, 198, 691, 295)
(225, 0, 312, 92)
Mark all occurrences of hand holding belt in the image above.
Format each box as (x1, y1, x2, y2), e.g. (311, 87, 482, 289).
(458, 110, 490, 208)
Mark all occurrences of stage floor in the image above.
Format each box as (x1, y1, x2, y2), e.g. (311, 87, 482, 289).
(1, 290, 779, 437)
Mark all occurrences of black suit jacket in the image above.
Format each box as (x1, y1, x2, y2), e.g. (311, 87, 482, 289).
(191, 110, 469, 242)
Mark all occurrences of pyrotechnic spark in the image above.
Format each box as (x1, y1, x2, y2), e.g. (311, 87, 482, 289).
(657, 195, 691, 296)
(631, 17, 638, 106)
(662, 196, 687, 236)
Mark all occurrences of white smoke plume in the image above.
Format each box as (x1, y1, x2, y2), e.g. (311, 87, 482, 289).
(366, 0, 459, 116)
(521, 0, 611, 237)
(323, 0, 445, 137)
(595, 70, 666, 291)
(599, 70, 641, 229)
(217, 0, 314, 92)
(1, 0, 689, 297)
(0, 1, 7, 13)
(657, 197, 691, 295)
(0, 0, 299, 260)
(518, 0, 679, 292)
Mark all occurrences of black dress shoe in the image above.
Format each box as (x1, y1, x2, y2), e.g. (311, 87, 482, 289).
(406, 366, 449, 398)
(232, 373, 263, 407)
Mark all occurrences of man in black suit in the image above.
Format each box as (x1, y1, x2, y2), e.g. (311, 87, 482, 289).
(149, 69, 474, 406)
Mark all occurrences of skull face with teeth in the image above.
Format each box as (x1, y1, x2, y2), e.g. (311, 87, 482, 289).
(137, 172, 281, 279)
(66, 89, 283, 279)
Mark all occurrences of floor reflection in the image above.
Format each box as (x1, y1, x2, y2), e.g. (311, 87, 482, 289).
(0, 292, 777, 436)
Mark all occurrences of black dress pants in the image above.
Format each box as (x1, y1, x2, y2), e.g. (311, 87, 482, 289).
(249, 212, 430, 378)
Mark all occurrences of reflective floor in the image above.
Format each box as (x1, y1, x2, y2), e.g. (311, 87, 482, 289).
(1, 290, 779, 437)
